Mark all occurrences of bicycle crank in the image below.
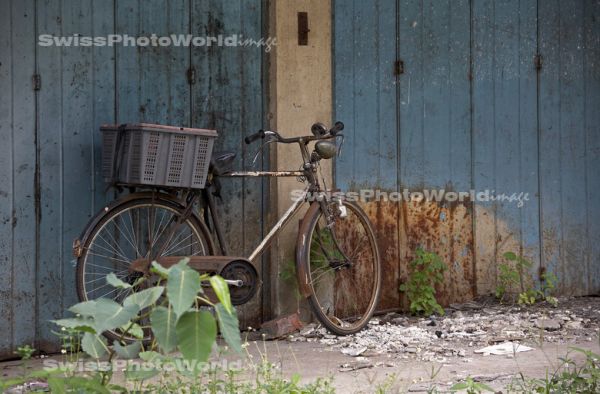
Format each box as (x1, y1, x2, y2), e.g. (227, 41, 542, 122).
(129, 256, 260, 306)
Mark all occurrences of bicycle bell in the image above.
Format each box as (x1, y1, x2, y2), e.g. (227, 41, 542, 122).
(311, 122, 328, 137)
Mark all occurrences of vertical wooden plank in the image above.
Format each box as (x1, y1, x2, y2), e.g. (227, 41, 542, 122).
(539, 0, 588, 295)
(115, 0, 141, 123)
(399, 0, 425, 188)
(0, 0, 15, 355)
(472, 0, 497, 295)
(91, 0, 116, 212)
(116, 0, 190, 125)
(516, 0, 541, 284)
(334, 0, 399, 310)
(397, 0, 473, 304)
(191, 0, 264, 327)
(332, 0, 355, 188)
(473, 0, 538, 295)
(584, 0, 600, 294)
(36, 0, 65, 351)
(9, 0, 37, 350)
(538, 0, 562, 292)
(556, 0, 587, 294)
(60, 0, 95, 319)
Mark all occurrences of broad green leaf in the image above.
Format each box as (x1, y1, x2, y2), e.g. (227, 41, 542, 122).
(68, 300, 98, 316)
(106, 273, 132, 289)
(176, 311, 216, 362)
(123, 286, 164, 310)
(167, 259, 200, 318)
(151, 261, 170, 278)
(52, 317, 96, 333)
(81, 332, 108, 359)
(503, 251, 517, 260)
(450, 382, 468, 390)
(139, 350, 163, 362)
(120, 322, 144, 339)
(210, 276, 233, 314)
(151, 306, 177, 352)
(215, 303, 242, 353)
(92, 299, 140, 332)
(113, 340, 142, 359)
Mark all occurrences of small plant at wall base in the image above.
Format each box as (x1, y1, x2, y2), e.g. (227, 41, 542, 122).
(400, 248, 447, 316)
(495, 251, 558, 306)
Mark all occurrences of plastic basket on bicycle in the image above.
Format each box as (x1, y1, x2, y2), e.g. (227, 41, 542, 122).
(101, 123, 217, 189)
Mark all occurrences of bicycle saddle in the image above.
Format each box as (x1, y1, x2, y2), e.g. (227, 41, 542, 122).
(209, 151, 236, 176)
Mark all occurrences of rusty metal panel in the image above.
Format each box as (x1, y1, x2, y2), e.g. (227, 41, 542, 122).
(0, 0, 37, 358)
(334, 0, 600, 306)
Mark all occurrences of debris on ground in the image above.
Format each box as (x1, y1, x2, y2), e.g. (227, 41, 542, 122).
(258, 312, 303, 340)
(474, 342, 534, 356)
(288, 296, 600, 363)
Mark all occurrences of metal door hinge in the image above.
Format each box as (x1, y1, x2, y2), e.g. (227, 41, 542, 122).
(186, 67, 196, 85)
(394, 59, 404, 75)
(534, 54, 543, 71)
(33, 74, 41, 91)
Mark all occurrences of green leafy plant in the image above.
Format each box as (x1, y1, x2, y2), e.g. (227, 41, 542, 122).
(14, 344, 35, 360)
(2, 258, 242, 392)
(400, 248, 447, 316)
(450, 377, 494, 393)
(496, 252, 558, 306)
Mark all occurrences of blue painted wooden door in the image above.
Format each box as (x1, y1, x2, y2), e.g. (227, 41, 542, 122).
(334, 0, 600, 310)
(0, 0, 265, 357)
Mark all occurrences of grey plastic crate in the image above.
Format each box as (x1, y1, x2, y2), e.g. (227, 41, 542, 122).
(101, 123, 217, 189)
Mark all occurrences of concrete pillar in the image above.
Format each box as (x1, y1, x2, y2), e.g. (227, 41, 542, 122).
(267, 0, 332, 318)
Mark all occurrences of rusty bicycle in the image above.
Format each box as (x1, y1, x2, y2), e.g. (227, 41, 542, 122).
(73, 121, 381, 341)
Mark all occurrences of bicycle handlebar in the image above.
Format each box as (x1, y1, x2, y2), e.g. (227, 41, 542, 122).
(244, 122, 344, 145)
(244, 129, 265, 144)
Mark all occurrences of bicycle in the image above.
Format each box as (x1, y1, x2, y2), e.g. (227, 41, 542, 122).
(73, 121, 381, 341)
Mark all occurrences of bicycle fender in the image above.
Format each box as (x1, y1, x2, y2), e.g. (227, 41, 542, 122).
(295, 201, 321, 298)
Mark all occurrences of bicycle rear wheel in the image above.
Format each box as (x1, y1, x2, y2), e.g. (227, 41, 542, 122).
(297, 199, 381, 335)
(76, 195, 214, 342)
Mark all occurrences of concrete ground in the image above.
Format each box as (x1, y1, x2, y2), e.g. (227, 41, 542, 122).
(1, 297, 599, 392)
(240, 338, 600, 392)
(2, 339, 598, 393)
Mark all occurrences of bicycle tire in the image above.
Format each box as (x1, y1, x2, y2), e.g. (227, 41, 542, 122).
(75, 195, 215, 343)
(296, 199, 381, 335)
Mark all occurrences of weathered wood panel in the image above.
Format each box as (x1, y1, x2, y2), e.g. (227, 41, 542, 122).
(539, 0, 598, 295)
(36, 0, 115, 352)
(334, 0, 600, 307)
(334, 0, 400, 310)
(191, 0, 265, 327)
(0, 0, 37, 354)
(472, 0, 539, 295)
(399, 0, 473, 304)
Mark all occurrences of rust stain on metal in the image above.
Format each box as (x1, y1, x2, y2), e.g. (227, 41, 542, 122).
(359, 196, 475, 311)
(399, 199, 474, 306)
(360, 201, 400, 311)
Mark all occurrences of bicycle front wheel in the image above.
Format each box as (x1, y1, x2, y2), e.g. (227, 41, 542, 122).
(297, 199, 381, 335)
(76, 195, 214, 342)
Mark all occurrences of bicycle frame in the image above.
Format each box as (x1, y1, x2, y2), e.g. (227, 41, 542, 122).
(205, 176, 311, 261)
(203, 136, 325, 260)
